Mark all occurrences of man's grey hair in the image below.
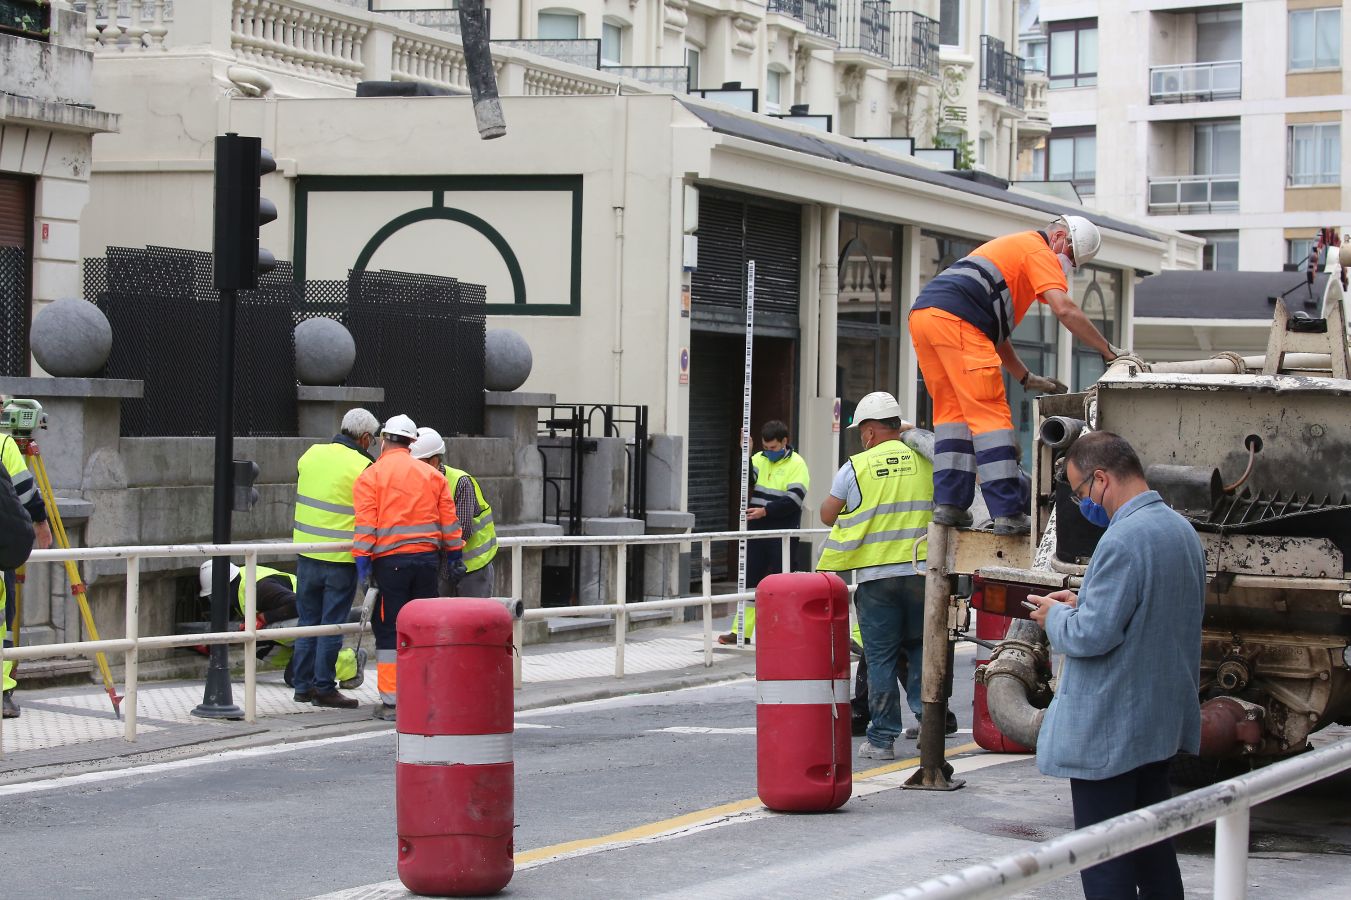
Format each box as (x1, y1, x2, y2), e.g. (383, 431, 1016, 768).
(340, 408, 380, 439)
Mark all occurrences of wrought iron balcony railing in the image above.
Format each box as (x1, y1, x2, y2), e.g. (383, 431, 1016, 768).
(890, 10, 939, 77)
(1149, 60, 1241, 104)
(768, 0, 839, 41)
(838, 0, 890, 59)
(978, 34, 1025, 108)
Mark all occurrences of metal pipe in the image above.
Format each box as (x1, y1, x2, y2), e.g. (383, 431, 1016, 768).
(983, 618, 1049, 749)
(1214, 807, 1251, 900)
(702, 538, 713, 668)
(1121, 352, 1333, 376)
(904, 522, 964, 791)
(123, 556, 140, 742)
(1039, 417, 1085, 451)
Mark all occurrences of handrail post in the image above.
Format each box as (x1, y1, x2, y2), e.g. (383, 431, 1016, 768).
(702, 538, 713, 667)
(243, 552, 258, 724)
(781, 534, 791, 573)
(511, 543, 523, 690)
(1214, 805, 1251, 900)
(124, 556, 141, 741)
(615, 542, 627, 678)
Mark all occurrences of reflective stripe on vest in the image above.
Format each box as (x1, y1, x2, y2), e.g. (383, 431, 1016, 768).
(1, 436, 37, 507)
(444, 466, 497, 572)
(235, 566, 296, 617)
(293, 441, 370, 563)
(750, 451, 810, 509)
(816, 439, 934, 572)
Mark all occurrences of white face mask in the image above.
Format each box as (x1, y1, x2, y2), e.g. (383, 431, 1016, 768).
(1058, 253, 1074, 281)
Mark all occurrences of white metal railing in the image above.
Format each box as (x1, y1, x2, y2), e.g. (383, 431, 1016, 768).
(1149, 60, 1241, 104)
(882, 735, 1351, 900)
(0, 528, 829, 753)
(1147, 173, 1240, 213)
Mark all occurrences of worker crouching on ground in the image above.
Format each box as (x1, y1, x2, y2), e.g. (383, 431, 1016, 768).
(410, 427, 499, 597)
(909, 216, 1122, 535)
(817, 392, 948, 760)
(355, 415, 462, 721)
(720, 419, 810, 645)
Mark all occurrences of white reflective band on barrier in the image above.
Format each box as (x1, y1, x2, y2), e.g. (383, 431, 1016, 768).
(397, 732, 513, 766)
(756, 679, 850, 705)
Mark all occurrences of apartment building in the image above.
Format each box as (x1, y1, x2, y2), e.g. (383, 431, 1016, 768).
(1023, 0, 1350, 274)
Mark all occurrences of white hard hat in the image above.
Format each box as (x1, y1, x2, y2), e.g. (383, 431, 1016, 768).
(199, 560, 240, 597)
(381, 414, 418, 440)
(410, 426, 446, 460)
(1056, 215, 1101, 267)
(849, 391, 911, 429)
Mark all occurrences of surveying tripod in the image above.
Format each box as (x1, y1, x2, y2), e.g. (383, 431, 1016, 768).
(2, 398, 122, 717)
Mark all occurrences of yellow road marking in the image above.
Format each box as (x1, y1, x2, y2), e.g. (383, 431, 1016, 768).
(514, 740, 984, 864)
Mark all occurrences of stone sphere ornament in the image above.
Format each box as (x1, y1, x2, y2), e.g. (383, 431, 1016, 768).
(294, 317, 356, 385)
(30, 297, 113, 377)
(484, 328, 533, 392)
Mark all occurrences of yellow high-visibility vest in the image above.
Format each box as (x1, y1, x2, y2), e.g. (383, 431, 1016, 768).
(816, 439, 933, 572)
(444, 466, 497, 572)
(293, 441, 370, 563)
(235, 566, 296, 617)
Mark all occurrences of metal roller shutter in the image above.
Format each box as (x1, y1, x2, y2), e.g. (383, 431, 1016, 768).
(687, 332, 742, 580)
(0, 175, 33, 377)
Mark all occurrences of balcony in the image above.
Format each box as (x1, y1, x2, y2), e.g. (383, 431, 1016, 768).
(1149, 60, 1241, 104)
(1020, 65, 1050, 135)
(978, 35, 1024, 109)
(374, 7, 491, 40)
(767, 0, 838, 42)
(1147, 174, 1239, 213)
(602, 66, 690, 94)
(838, 0, 890, 62)
(889, 11, 939, 80)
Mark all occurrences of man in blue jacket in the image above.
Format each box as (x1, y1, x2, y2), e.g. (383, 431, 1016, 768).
(1028, 431, 1205, 899)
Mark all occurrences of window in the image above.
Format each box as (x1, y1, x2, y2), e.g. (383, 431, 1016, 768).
(1193, 121, 1240, 175)
(1192, 231, 1239, 271)
(538, 11, 580, 40)
(1288, 123, 1340, 186)
(939, 0, 962, 48)
(765, 69, 784, 113)
(979, 135, 993, 169)
(1021, 37, 1047, 73)
(686, 46, 701, 90)
(1196, 8, 1241, 62)
(1044, 128, 1096, 192)
(601, 22, 623, 65)
(1049, 19, 1097, 88)
(1289, 8, 1341, 71)
(1288, 237, 1317, 268)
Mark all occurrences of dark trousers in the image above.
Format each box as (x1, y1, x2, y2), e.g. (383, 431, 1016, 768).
(1070, 759, 1183, 900)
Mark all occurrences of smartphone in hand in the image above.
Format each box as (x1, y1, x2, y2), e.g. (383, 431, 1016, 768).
(1022, 595, 1042, 611)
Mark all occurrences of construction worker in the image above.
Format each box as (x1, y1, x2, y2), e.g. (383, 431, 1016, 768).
(410, 427, 498, 597)
(0, 464, 35, 719)
(720, 419, 809, 645)
(355, 414, 462, 720)
(290, 408, 378, 709)
(909, 215, 1122, 535)
(2, 426, 52, 719)
(197, 561, 364, 689)
(817, 391, 948, 760)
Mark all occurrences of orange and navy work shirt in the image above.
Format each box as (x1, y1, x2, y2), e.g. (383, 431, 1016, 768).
(352, 446, 463, 559)
(911, 231, 1069, 344)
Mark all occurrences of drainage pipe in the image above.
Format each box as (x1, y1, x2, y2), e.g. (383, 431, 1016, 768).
(983, 617, 1051, 750)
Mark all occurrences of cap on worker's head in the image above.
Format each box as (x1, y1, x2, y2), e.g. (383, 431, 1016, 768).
(1054, 215, 1101, 268)
(410, 426, 445, 460)
(848, 391, 911, 429)
(199, 560, 241, 597)
(381, 414, 418, 441)
(341, 407, 380, 439)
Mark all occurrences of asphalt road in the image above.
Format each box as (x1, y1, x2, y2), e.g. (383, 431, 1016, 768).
(3, 661, 1350, 900)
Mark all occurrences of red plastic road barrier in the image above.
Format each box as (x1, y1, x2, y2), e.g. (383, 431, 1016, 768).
(973, 610, 1032, 753)
(396, 598, 514, 897)
(755, 571, 852, 812)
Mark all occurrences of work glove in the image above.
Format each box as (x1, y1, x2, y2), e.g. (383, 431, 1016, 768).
(1105, 344, 1128, 362)
(1020, 372, 1068, 395)
(355, 555, 371, 588)
(441, 549, 467, 586)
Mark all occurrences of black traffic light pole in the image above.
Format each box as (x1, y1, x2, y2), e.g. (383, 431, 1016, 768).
(194, 133, 274, 720)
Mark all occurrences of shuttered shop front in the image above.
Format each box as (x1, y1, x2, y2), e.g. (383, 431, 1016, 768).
(0, 175, 33, 377)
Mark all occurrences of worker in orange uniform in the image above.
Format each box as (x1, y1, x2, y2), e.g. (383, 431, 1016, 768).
(909, 215, 1123, 535)
(353, 414, 462, 720)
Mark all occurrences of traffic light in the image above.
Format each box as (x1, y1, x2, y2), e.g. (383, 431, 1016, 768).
(213, 133, 277, 292)
(232, 459, 259, 512)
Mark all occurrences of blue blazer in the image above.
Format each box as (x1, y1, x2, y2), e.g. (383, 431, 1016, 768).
(1037, 491, 1206, 780)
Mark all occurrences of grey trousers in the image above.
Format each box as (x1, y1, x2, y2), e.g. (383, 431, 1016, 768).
(438, 562, 495, 598)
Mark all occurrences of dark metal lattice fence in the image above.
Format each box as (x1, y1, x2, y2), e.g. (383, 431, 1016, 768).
(85, 246, 485, 437)
(0, 244, 28, 377)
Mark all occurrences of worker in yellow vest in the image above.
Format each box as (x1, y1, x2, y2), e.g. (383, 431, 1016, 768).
(2, 429, 51, 719)
(720, 419, 810, 645)
(290, 408, 377, 708)
(818, 391, 951, 761)
(410, 428, 498, 597)
(0, 461, 36, 719)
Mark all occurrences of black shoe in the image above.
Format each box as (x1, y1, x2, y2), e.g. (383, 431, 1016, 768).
(293, 690, 315, 704)
(312, 690, 359, 709)
(2, 689, 18, 719)
(373, 703, 397, 721)
(993, 514, 1031, 536)
(932, 505, 973, 528)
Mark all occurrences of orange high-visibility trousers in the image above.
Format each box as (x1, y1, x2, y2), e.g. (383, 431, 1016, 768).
(909, 307, 1023, 517)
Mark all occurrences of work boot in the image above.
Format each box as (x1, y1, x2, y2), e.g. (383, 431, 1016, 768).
(717, 632, 750, 646)
(373, 703, 397, 721)
(932, 505, 973, 528)
(858, 741, 894, 760)
(2, 690, 18, 719)
(312, 690, 359, 709)
(850, 716, 869, 737)
(293, 689, 315, 704)
(993, 514, 1032, 536)
(906, 711, 959, 739)
(339, 648, 368, 690)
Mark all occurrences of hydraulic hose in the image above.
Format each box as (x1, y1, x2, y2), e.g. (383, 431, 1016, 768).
(983, 617, 1050, 750)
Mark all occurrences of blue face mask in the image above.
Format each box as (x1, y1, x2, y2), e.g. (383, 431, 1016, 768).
(763, 448, 788, 462)
(1074, 470, 1111, 528)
